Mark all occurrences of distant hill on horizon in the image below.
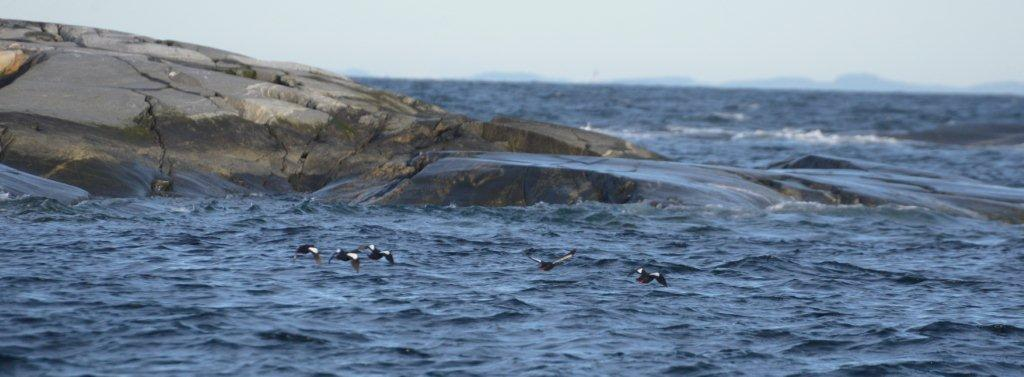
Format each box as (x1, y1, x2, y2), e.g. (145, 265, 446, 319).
(468, 71, 554, 82)
(717, 73, 1024, 96)
(343, 69, 1024, 96)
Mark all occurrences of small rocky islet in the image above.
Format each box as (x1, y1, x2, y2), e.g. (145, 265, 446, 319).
(1, 19, 1023, 223)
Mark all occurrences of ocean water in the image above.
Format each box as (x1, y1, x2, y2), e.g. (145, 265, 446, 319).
(2, 81, 1024, 376)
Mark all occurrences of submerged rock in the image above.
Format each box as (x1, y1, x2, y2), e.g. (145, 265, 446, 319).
(346, 152, 785, 208)
(465, 117, 662, 159)
(897, 123, 1024, 146)
(342, 152, 1024, 223)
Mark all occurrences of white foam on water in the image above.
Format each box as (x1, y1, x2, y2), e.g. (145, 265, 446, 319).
(709, 112, 747, 122)
(767, 201, 864, 212)
(582, 124, 902, 145)
(729, 128, 900, 145)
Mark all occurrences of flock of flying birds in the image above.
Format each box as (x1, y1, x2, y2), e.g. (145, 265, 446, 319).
(294, 244, 668, 287)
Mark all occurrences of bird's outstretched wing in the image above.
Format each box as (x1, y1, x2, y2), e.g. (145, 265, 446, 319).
(524, 251, 543, 264)
(350, 258, 360, 273)
(383, 252, 395, 264)
(293, 245, 305, 260)
(552, 250, 576, 265)
(653, 273, 668, 287)
(313, 253, 322, 265)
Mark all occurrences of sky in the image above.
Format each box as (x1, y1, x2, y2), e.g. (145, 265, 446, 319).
(2, 0, 1022, 86)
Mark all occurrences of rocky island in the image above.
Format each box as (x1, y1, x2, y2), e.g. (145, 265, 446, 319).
(1, 19, 1023, 223)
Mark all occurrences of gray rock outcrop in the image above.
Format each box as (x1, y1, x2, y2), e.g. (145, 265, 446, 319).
(2, 19, 1023, 223)
(0, 19, 656, 200)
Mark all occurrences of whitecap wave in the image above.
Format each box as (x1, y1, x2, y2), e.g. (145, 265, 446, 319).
(582, 124, 901, 145)
(0, 191, 10, 201)
(729, 128, 900, 145)
(767, 201, 866, 212)
(708, 112, 747, 122)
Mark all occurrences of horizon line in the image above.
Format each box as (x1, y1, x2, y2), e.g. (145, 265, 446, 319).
(342, 71, 1024, 97)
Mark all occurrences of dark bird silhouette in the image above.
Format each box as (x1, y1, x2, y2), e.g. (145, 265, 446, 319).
(360, 244, 395, 264)
(329, 249, 361, 272)
(630, 267, 668, 287)
(293, 244, 322, 265)
(525, 249, 576, 271)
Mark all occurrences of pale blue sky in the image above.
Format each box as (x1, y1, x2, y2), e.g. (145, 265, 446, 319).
(3, 0, 1022, 86)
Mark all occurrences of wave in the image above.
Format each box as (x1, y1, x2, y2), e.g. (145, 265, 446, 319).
(729, 127, 900, 144)
(582, 124, 901, 145)
(704, 111, 747, 123)
(911, 320, 1024, 337)
(256, 330, 330, 344)
(783, 338, 855, 354)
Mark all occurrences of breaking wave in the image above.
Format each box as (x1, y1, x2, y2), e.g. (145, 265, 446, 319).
(583, 124, 900, 145)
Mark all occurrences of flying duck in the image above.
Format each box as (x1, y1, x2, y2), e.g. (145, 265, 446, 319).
(293, 244, 322, 265)
(630, 267, 668, 287)
(360, 244, 395, 264)
(329, 249, 361, 272)
(525, 249, 576, 271)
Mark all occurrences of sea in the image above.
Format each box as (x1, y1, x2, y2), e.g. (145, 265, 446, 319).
(2, 79, 1023, 376)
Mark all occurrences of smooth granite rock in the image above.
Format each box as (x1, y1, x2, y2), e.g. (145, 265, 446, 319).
(0, 18, 658, 200)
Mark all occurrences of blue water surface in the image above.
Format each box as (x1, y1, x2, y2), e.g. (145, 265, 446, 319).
(2, 81, 1023, 375)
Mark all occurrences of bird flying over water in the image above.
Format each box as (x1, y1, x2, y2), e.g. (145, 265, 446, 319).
(360, 244, 395, 264)
(630, 267, 667, 287)
(294, 244, 322, 265)
(525, 249, 576, 271)
(329, 249, 361, 272)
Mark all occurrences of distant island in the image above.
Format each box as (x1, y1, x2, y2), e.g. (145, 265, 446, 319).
(345, 70, 1024, 96)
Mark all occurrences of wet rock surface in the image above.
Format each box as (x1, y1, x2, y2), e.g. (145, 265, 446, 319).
(0, 163, 89, 203)
(898, 123, 1024, 146)
(347, 152, 1024, 223)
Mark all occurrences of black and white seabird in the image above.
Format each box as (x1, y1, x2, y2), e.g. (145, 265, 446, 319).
(293, 244, 322, 265)
(329, 249, 361, 272)
(360, 244, 395, 264)
(630, 267, 668, 287)
(525, 249, 576, 271)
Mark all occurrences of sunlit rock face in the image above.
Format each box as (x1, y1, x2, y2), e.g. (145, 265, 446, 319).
(0, 19, 657, 199)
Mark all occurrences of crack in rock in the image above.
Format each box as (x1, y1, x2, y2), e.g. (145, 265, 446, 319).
(331, 113, 387, 172)
(0, 126, 14, 163)
(295, 124, 325, 178)
(109, 55, 210, 98)
(567, 128, 594, 153)
(265, 125, 290, 174)
(134, 94, 170, 175)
